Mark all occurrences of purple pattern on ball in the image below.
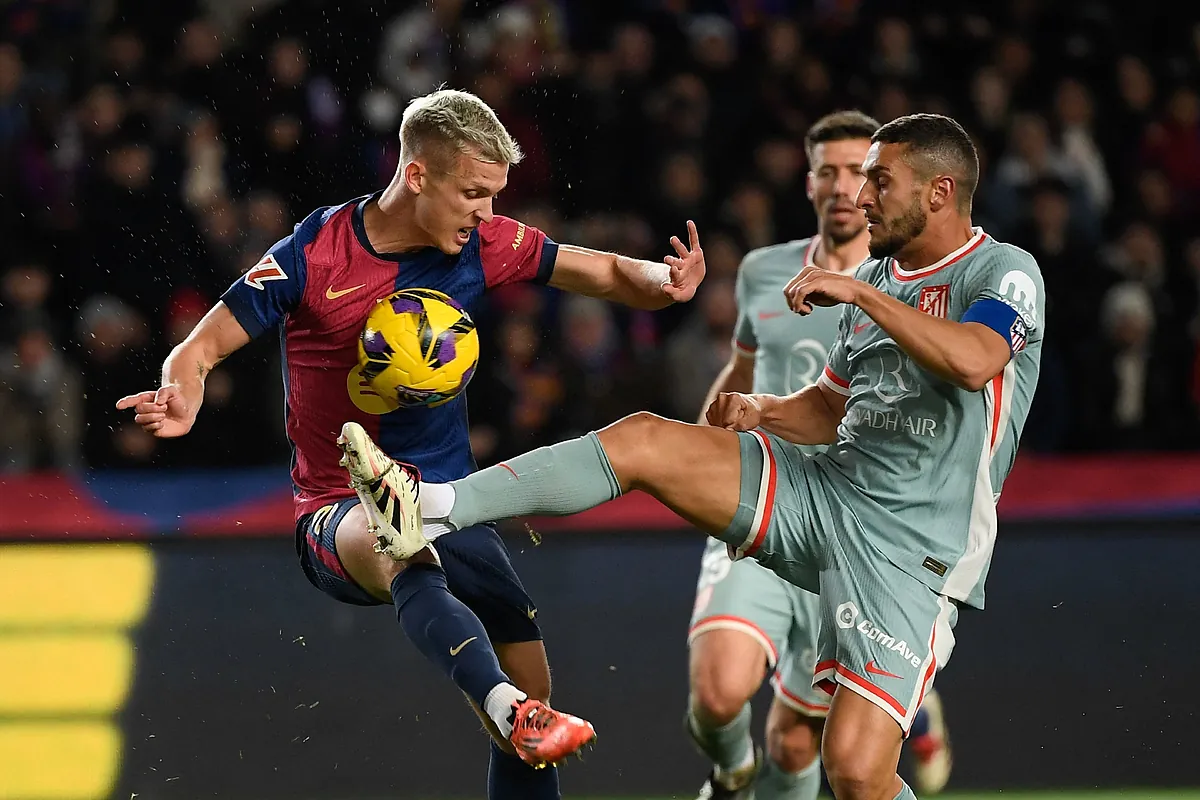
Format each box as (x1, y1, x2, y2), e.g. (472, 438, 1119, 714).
(361, 330, 393, 357)
(389, 296, 425, 316)
(435, 334, 457, 365)
(442, 294, 465, 313)
(459, 363, 476, 389)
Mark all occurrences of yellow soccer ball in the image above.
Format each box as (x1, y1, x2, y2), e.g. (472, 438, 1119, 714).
(357, 289, 480, 408)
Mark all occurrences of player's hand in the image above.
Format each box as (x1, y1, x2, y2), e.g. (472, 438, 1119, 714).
(706, 392, 762, 431)
(784, 265, 862, 315)
(662, 220, 706, 302)
(115, 385, 195, 438)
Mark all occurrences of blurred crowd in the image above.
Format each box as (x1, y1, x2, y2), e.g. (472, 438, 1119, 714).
(1, 0, 1199, 471)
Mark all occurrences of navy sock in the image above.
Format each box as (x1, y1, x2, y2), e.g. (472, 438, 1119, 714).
(390, 563, 511, 709)
(488, 740, 560, 800)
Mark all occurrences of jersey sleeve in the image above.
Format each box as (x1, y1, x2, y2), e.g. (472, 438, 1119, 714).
(220, 234, 308, 339)
(732, 259, 757, 355)
(961, 246, 1045, 356)
(817, 308, 853, 396)
(478, 215, 559, 289)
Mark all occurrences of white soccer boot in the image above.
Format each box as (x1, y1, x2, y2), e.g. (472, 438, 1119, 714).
(337, 421, 429, 560)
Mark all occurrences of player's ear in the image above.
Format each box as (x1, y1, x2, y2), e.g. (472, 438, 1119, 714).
(403, 159, 426, 194)
(928, 174, 954, 213)
(806, 171, 815, 202)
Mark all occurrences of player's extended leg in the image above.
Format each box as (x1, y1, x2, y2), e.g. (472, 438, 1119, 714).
(687, 630, 768, 798)
(334, 424, 595, 774)
(822, 689, 913, 800)
(420, 412, 745, 539)
(759, 697, 824, 799)
(434, 521, 566, 800)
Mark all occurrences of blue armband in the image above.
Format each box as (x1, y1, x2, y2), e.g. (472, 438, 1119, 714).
(961, 297, 1027, 355)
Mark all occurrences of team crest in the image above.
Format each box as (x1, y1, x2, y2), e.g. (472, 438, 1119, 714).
(1009, 316, 1028, 353)
(917, 284, 950, 318)
(243, 254, 288, 290)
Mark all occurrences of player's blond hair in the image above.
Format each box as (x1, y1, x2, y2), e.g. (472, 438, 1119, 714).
(400, 89, 523, 168)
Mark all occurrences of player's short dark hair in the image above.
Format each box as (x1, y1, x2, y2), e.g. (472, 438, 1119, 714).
(803, 110, 881, 161)
(871, 113, 980, 211)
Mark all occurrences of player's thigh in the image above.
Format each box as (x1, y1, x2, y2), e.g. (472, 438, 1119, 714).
(688, 540, 793, 716)
(297, 498, 412, 606)
(437, 524, 543, 646)
(812, 533, 958, 738)
(595, 412, 743, 535)
(770, 588, 831, 721)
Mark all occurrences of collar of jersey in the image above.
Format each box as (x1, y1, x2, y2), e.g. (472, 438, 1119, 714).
(352, 190, 445, 263)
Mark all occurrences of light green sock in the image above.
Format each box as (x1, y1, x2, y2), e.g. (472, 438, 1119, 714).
(446, 433, 621, 530)
(756, 753, 822, 800)
(686, 697, 754, 774)
(893, 779, 917, 799)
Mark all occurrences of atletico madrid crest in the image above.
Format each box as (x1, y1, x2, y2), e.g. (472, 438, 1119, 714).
(917, 284, 950, 318)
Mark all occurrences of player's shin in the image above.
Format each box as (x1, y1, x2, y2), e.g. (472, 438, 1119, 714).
(756, 755, 821, 800)
(687, 698, 757, 786)
(488, 740, 560, 800)
(390, 564, 525, 735)
(422, 433, 621, 530)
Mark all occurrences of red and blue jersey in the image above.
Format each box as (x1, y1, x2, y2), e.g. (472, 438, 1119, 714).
(220, 193, 558, 520)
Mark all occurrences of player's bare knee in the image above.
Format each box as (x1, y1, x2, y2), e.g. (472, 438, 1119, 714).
(765, 709, 821, 775)
(822, 735, 891, 800)
(335, 520, 436, 601)
(690, 673, 751, 727)
(597, 411, 668, 486)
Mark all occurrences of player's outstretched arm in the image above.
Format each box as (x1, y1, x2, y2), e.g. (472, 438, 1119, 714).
(548, 220, 706, 310)
(852, 286, 1012, 392)
(706, 383, 846, 446)
(784, 266, 1013, 392)
(115, 302, 250, 438)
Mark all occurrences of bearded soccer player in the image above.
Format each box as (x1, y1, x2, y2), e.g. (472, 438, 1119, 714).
(686, 111, 952, 800)
(396, 114, 1043, 800)
(117, 89, 705, 800)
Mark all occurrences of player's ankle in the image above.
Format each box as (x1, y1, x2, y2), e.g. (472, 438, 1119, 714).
(484, 682, 527, 737)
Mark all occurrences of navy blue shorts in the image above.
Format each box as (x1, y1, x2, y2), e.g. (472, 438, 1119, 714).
(295, 497, 542, 643)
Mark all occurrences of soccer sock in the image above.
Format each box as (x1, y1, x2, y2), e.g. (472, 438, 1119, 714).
(390, 565, 524, 735)
(893, 778, 918, 799)
(487, 740, 560, 800)
(686, 697, 755, 777)
(755, 754, 821, 800)
(425, 432, 622, 531)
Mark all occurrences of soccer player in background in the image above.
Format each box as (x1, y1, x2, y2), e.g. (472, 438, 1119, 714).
(686, 111, 951, 800)
(402, 113, 1044, 800)
(117, 89, 706, 800)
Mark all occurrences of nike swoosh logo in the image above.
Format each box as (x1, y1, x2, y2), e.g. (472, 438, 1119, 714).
(853, 321, 874, 334)
(864, 660, 902, 679)
(450, 636, 478, 656)
(758, 311, 786, 320)
(326, 283, 366, 300)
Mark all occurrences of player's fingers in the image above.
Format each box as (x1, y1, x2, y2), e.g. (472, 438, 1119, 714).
(115, 391, 156, 410)
(134, 402, 166, 416)
(134, 412, 166, 425)
(664, 255, 683, 269)
(155, 385, 180, 405)
(670, 235, 689, 259)
(687, 219, 700, 251)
